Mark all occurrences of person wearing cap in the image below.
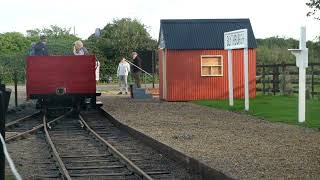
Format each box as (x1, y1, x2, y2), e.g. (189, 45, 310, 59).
(132, 52, 142, 88)
(34, 35, 48, 56)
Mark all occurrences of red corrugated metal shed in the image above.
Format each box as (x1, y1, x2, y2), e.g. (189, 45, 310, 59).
(159, 49, 256, 101)
(158, 19, 257, 101)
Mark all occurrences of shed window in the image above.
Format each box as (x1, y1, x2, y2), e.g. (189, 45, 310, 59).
(201, 55, 223, 76)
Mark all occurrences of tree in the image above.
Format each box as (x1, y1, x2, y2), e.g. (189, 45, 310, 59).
(86, 18, 157, 79)
(26, 25, 80, 55)
(100, 18, 157, 57)
(306, 0, 320, 20)
(0, 32, 31, 54)
(256, 37, 319, 64)
(0, 25, 81, 83)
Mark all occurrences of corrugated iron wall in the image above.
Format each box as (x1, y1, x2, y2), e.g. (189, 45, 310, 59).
(160, 49, 256, 101)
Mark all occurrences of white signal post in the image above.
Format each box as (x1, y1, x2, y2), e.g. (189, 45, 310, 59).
(224, 29, 249, 111)
(288, 27, 308, 123)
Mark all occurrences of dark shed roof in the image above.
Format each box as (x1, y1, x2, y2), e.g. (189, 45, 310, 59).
(159, 19, 257, 49)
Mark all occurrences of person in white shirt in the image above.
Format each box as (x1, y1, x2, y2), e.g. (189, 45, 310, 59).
(117, 58, 130, 95)
(95, 61, 100, 82)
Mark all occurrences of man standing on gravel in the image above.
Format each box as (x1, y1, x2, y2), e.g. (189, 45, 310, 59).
(117, 58, 130, 95)
(132, 52, 142, 88)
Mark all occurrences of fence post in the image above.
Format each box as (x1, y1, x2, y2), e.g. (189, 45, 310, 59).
(311, 64, 314, 98)
(262, 65, 266, 94)
(281, 64, 286, 94)
(14, 70, 18, 107)
(272, 66, 279, 95)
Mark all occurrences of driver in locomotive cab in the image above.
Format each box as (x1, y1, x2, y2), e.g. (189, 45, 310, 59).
(34, 35, 49, 56)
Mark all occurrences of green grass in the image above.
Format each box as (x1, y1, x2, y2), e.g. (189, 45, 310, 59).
(194, 94, 320, 128)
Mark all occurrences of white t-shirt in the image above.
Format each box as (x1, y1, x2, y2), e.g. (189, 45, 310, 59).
(117, 62, 130, 76)
(96, 61, 100, 81)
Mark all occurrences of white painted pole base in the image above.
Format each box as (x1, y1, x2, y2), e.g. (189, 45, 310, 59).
(298, 67, 306, 123)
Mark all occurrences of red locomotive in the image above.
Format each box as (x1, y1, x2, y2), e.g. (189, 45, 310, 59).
(26, 55, 100, 111)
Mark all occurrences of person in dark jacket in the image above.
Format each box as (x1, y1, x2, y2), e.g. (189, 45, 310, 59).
(34, 35, 48, 56)
(132, 52, 142, 88)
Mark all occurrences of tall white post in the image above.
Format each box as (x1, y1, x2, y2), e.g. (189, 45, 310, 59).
(289, 27, 308, 123)
(228, 50, 234, 106)
(244, 48, 249, 111)
(298, 27, 307, 123)
(299, 67, 306, 122)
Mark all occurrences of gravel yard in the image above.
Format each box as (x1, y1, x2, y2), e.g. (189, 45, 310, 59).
(100, 95, 320, 180)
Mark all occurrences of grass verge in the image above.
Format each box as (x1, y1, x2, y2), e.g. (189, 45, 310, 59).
(194, 94, 320, 128)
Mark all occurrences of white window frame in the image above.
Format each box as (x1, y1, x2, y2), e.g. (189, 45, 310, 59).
(200, 55, 224, 77)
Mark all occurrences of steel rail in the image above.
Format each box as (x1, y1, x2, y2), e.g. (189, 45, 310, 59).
(79, 114, 154, 180)
(43, 114, 72, 180)
(5, 112, 41, 128)
(5, 114, 66, 142)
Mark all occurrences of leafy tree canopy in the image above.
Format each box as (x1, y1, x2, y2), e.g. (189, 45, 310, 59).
(0, 32, 31, 54)
(256, 36, 319, 64)
(86, 18, 157, 77)
(26, 25, 79, 55)
(306, 0, 320, 20)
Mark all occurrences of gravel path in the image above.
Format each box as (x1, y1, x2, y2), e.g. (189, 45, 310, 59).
(99, 95, 320, 180)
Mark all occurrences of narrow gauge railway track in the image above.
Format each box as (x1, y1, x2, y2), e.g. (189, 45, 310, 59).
(6, 112, 41, 131)
(80, 110, 194, 179)
(5, 114, 67, 179)
(5, 111, 66, 142)
(7, 132, 62, 179)
(7, 109, 195, 179)
(5, 111, 41, 129)
(43, 113, 154, 180)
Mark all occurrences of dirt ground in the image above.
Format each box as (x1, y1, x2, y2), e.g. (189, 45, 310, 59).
(99, 95, 320, 180)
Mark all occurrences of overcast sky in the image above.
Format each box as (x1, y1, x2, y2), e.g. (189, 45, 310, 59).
(0, 0, 319, 41)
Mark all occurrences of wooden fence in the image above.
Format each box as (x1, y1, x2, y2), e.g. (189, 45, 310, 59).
(256, 63, 320, 97)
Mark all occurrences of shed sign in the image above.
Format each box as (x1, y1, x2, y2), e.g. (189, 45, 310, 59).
(224, 28, 250, 111)
(224, 29, 248, 50)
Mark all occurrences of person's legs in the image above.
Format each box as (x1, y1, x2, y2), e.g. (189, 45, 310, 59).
(118, 75, 124, 94)
(134, 71, 141, 88)
(124, 75, 128, 94)
(132, 73, 136, 87)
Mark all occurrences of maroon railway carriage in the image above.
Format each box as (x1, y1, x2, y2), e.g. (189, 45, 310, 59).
(26, 55, 99, 109)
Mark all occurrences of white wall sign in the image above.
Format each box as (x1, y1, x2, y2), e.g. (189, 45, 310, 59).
(224, 29, 249, 111)
(288, 27, 308, 123)
(224, 29, 248, 50)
